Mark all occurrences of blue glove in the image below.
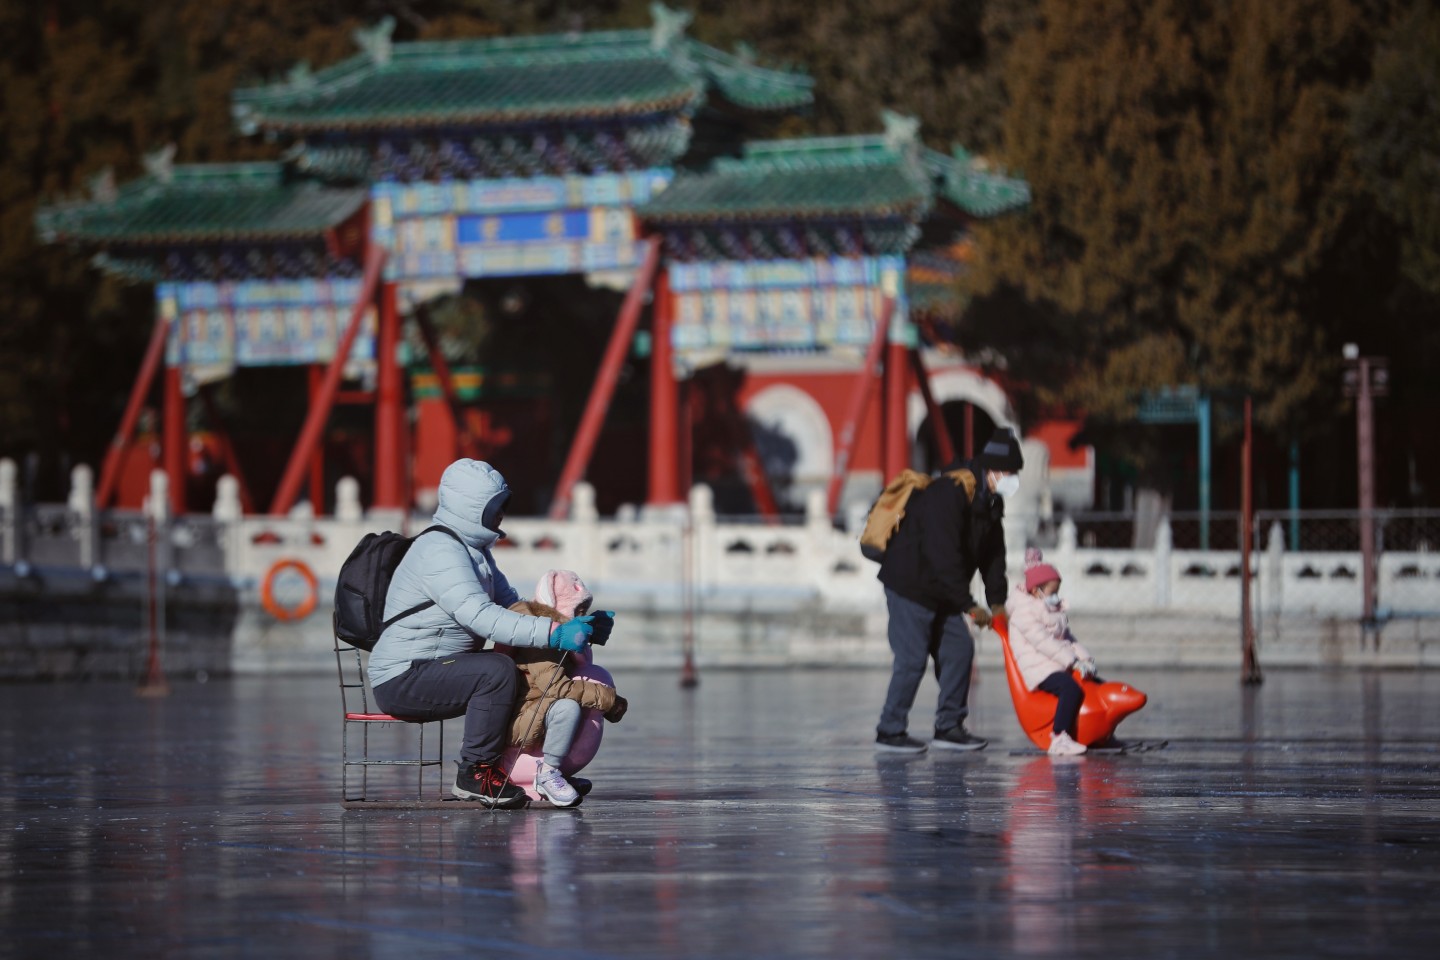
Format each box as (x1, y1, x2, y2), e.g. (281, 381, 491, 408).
(549, 617, 594, 652)
(588, 610, 616, 645)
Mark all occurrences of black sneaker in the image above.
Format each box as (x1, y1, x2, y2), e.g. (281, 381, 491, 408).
(932, 726, 988, 751)
(567, 775, 594, 797)
(452, 760, 528, 808)
(875, 732, 928, 753)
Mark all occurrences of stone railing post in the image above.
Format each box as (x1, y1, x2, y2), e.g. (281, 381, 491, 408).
(213, 474, 243, 575)
(569, 481, 600, 578)
(689, 483, 716, 589)
(1154, 516, 1173, 608)
(68, 464, 96, 569)
(0, 458, 17, 565)
(804, 487, 832, 583)
(1264, 520, 1286, 619)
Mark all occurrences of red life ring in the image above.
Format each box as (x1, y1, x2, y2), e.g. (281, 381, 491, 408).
(261, 558, 319, 622)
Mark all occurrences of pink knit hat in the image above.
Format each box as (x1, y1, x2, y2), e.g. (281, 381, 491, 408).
(1023, 547, 1061, 593)
(535, 569, 593, 618)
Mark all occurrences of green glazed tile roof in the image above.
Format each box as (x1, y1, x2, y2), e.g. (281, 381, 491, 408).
(35, 163, 367, 245)
(638, 133, 1031, 223)
(231, 29, 812, 134)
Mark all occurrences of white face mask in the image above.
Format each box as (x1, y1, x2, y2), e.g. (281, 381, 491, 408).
(1044, 593, 1062, 610)
(994, 473, 1021, 498)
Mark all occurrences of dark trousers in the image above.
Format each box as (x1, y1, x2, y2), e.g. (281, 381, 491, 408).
(1036, 670, 1084, 736)
(878, 588, 976, 736)
(372, 651, 519, 765)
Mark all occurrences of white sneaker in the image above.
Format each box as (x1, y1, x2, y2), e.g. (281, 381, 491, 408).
(534, 762, 581, 807)
(1047, 731, 1087, 756)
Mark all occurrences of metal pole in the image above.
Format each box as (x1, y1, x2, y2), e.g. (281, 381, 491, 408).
(1357, 357, 1377, 641)
(1241, 396, 1262, 685)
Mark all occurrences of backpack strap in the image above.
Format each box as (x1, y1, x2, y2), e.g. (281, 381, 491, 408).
(378, 525, 468, 630)
(943, 468, 978, 503)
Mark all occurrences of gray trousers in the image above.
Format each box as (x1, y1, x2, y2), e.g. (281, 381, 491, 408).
(877, 588, 976, 736)
(542, 698, 582, 768)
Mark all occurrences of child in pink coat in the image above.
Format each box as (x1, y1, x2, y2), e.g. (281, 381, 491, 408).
(1004, 548, 1097, 756)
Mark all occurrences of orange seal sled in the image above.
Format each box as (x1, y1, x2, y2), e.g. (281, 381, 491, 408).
(995, 617, 1148, 750)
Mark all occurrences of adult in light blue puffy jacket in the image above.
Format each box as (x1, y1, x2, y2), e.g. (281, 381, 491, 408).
(369, 459, 613, 808)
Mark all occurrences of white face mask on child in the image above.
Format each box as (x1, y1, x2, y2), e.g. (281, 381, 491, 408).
(1044, 593, 1062, 610)
(994, 473, 1021, 498)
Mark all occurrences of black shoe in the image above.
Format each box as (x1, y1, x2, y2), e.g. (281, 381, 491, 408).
(452, 760, 528, 808)
(875, 732, 928, 753)
(567, 775, 594, 797)
(932, 726, 988, 751)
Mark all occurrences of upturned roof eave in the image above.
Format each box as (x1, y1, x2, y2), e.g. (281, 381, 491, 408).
(245, 90, 702, 133)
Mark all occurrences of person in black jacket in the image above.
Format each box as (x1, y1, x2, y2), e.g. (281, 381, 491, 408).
(875, 427, 1025, 752)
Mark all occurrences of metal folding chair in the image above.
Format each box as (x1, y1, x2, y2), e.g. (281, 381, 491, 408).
(334, 637, 447, 806)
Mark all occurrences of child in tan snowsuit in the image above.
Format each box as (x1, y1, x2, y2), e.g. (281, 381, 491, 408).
(505, 569, 627, 805)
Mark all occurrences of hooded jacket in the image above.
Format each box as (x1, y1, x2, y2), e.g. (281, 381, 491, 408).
(1003, 585, 1093, 691)
(367, 460, 552, 689)
(501, 569, 626, 748)
(877, 462, 1008, 613)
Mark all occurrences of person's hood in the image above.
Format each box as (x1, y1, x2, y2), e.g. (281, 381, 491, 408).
(433, 459, 510, 550)
(535, 569, 592, 618)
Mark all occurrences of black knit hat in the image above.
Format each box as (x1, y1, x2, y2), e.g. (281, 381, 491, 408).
(977, 427, 1024, 472)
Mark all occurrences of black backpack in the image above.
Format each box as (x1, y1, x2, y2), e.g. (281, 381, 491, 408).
(333, 525, 465, 650)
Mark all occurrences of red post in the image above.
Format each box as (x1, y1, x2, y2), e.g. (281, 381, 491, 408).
(374, 280, 403, 510)
(825, 297, 894, 515)
(269, 246, 386, 516)
(412, 302, 467, 459)
(909, 348, 956, 465)
(163, 365, 186, 516)
(648, 266, 681, 506)
(1241, 395, 1262, 685)
(97, 313, 169, 508)
(884, 338, 909, 481)
(197, 387, 256, 514)
(550, 238, 661, 518)
(307, 365, 326, 512)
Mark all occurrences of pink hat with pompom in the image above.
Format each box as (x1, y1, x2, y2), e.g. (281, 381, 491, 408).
(1023, 547, 1062, 593)
(535, 569, 593, 618)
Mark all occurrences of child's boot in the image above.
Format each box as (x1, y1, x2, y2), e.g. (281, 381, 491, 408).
(534, 761, 581, 807)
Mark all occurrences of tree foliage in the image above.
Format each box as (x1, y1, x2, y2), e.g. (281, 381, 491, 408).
(964, 0, 1404, 452)
(2, 0, 1436, 505)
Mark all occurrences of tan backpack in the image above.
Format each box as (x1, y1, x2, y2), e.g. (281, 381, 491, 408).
(858, 468, 977, 562)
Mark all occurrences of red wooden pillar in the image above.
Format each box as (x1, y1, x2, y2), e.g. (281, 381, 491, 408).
(550, 238, 660, 518)
(373, 281, 403, 510)
(307, 365, 326, 511)
(648, 267, 681, 506)
(97, 313, 169, 508)
(883, 337, 909, 482)
(163, 364, 186, 516)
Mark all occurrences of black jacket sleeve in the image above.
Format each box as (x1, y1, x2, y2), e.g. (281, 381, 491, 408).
(978, 513, 1008, 607)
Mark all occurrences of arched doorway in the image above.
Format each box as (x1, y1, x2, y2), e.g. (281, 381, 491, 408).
(906, 366, 1016, 470)
(914, 401, 998, 471)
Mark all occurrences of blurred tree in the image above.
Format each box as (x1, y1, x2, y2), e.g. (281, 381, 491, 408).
(963, 0, 1401, 483)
